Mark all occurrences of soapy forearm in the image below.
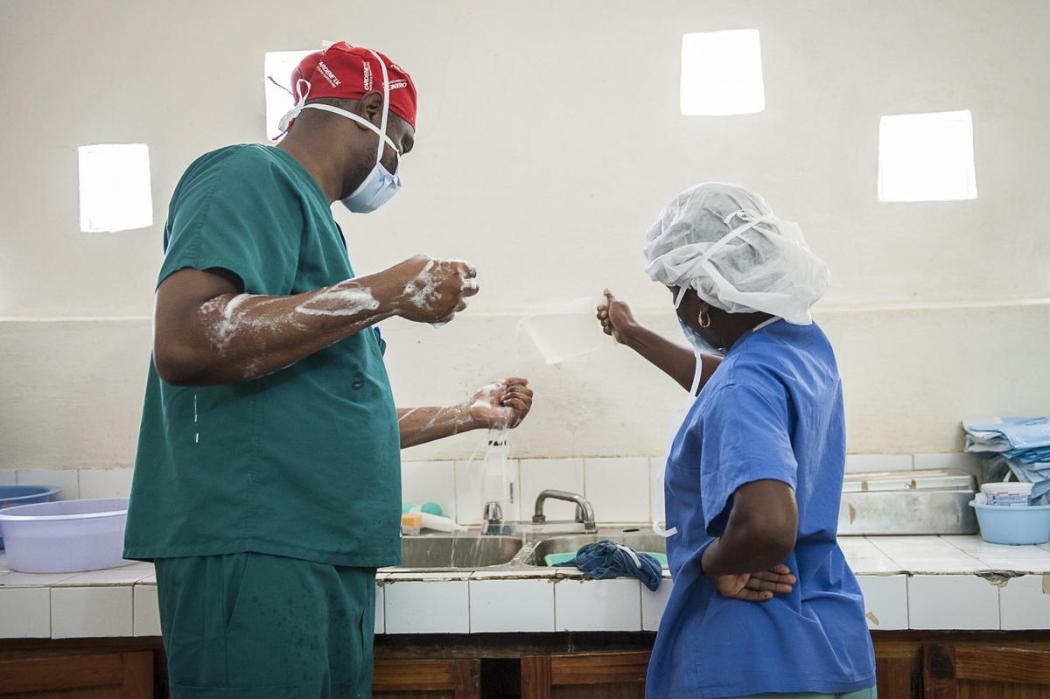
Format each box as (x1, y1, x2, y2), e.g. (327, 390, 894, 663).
(397, 405, 480, 449)
(624, 324, 721, 394)
(164, 270, 407, 385)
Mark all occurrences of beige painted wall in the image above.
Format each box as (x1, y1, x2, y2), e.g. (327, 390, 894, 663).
(1, 0, 1048, 467)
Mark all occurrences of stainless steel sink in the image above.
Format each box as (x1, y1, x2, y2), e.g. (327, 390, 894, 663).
(399, 535, 523, 570)
(524, 530, 667, 567)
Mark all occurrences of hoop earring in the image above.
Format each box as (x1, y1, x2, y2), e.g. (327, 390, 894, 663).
(698, 309, 711, 328)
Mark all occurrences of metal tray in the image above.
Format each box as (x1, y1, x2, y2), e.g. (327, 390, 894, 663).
(839, 468, 978, 535)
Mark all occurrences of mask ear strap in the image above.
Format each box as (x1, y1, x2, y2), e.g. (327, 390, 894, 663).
(277, 79, 312, 133)
(366, 49, 391, 166)
(299, 103, 401, 157)
(673, 285, 689, 309)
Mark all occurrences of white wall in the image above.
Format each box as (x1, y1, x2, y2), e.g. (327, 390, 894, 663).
(1, 0, 1048, 468)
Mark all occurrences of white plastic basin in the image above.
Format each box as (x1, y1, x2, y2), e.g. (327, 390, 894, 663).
(0, 498, 135, 573)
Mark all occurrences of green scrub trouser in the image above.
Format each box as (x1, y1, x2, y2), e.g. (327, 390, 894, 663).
(728, 689, 877, 699)
(155, 552, 376, 698)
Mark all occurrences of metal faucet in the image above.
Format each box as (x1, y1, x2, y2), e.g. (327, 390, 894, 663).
(482, 500, 503, 527)
(532, 489, 597, 532)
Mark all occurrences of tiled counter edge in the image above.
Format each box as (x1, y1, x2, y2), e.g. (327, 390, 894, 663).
(4, 537, 1050, 639)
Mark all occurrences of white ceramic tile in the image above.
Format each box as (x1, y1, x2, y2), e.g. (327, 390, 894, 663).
(974, 556, 1050, 573)
(133, 584, 161, 636)
(642, 579, 673, 632)
(865, 536, 981, 572)
(58, 563, 153, 586)
(520, 459, 585, 523)
(908, 575, 1000, 630)
(839, 537, 884, 560)
(895, 558, 985, 574)
(454, 459, 522, 525)
(401, 461, 457, 522)
(0, 570, 78, 587)
(384, 579, 469, 634)
(51, 586, 133, 638)
(845, 454, 913, 473)
(849, 558, 906, 575)
(374, 576, 385, 634)
(857, 575, 908, 630)
(913, 453, 983, 477)
(1000, 574, 1050, 630)
(0, 586, 51, 638)
(0, 470, 17, 485)
(470, 567, 559, 579)
(15, 469, 79, 500)
(78, 468, 133, 499)
(943, 537, 1050, 560)
(469, 578, 554, 633)
(584, 458, 650, 523)
(869, 535, 977, 559)
(555, 578, 641, 631)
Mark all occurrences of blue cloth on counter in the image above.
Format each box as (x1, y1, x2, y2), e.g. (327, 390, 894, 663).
(563, 540, 662, 591)
(647, 320, 875, 699)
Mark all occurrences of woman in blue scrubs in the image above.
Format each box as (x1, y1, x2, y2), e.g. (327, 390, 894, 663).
(597, 183, 876, 698)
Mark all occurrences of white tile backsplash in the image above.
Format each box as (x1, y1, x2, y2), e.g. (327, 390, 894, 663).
(454, 459, 521, 525)
(584, 458, 650, 523)
(133, 584, 161, 636)
(78, 468, 133, 499)
(470, 578, 555, 633)
(15, 469, 79, 500)
(845, 454, 913, 473)
(908, 575, 1000, 630)
(999, 574, 1050, 630)
(555, 577, 641, 631)
(642, 579, 673, 632)
(51, 586, 133, 638)
(384, 579, 469, 634)
(520, 459, 585, 522)
(0, 586, 51, 638)
(857, 574, 908, 630)
(401, 461, 457, 522)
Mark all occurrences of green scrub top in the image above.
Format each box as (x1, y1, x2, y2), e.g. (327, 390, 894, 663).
(124, 144, 402, 568)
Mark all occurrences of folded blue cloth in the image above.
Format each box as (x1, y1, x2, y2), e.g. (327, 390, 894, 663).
(964, 417, 1050, 456)
(561, 540, 662, 591)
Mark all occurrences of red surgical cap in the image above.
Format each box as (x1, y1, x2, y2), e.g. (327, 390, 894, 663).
(291, 42, 417, 129)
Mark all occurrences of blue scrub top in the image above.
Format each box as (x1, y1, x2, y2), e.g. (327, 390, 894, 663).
(646, 320, 875, 698)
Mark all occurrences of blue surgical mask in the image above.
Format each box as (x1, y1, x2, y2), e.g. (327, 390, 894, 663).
(677, 317, 724, 358)
(339, 149, 400, 213)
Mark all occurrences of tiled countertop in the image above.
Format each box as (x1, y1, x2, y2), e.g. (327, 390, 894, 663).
(2, 535, 1050, 640)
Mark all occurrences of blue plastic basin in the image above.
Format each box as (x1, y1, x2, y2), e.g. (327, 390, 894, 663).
(970, 500, 1050, 545)
(0, 486, 61, 549)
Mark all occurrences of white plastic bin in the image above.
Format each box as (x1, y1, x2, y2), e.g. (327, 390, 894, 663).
(0, 498, 134, 573)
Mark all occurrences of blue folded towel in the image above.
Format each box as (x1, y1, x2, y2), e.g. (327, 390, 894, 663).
(560, 540, 662, 591)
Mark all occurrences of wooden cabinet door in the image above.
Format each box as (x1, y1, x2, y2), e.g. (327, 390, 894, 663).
(373, 658, 480, 699)
(522, 651, 650, 699)
(0, 651, 154, 698)
(924, 644, 1050, 698)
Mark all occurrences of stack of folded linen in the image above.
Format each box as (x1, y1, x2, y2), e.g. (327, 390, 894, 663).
(964, 417, 1050, 501)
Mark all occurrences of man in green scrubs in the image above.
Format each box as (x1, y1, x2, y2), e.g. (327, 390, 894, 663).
(124, 42, 534, 697)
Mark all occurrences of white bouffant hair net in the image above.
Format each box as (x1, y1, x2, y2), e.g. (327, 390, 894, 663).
(643, 182, 829, 325)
